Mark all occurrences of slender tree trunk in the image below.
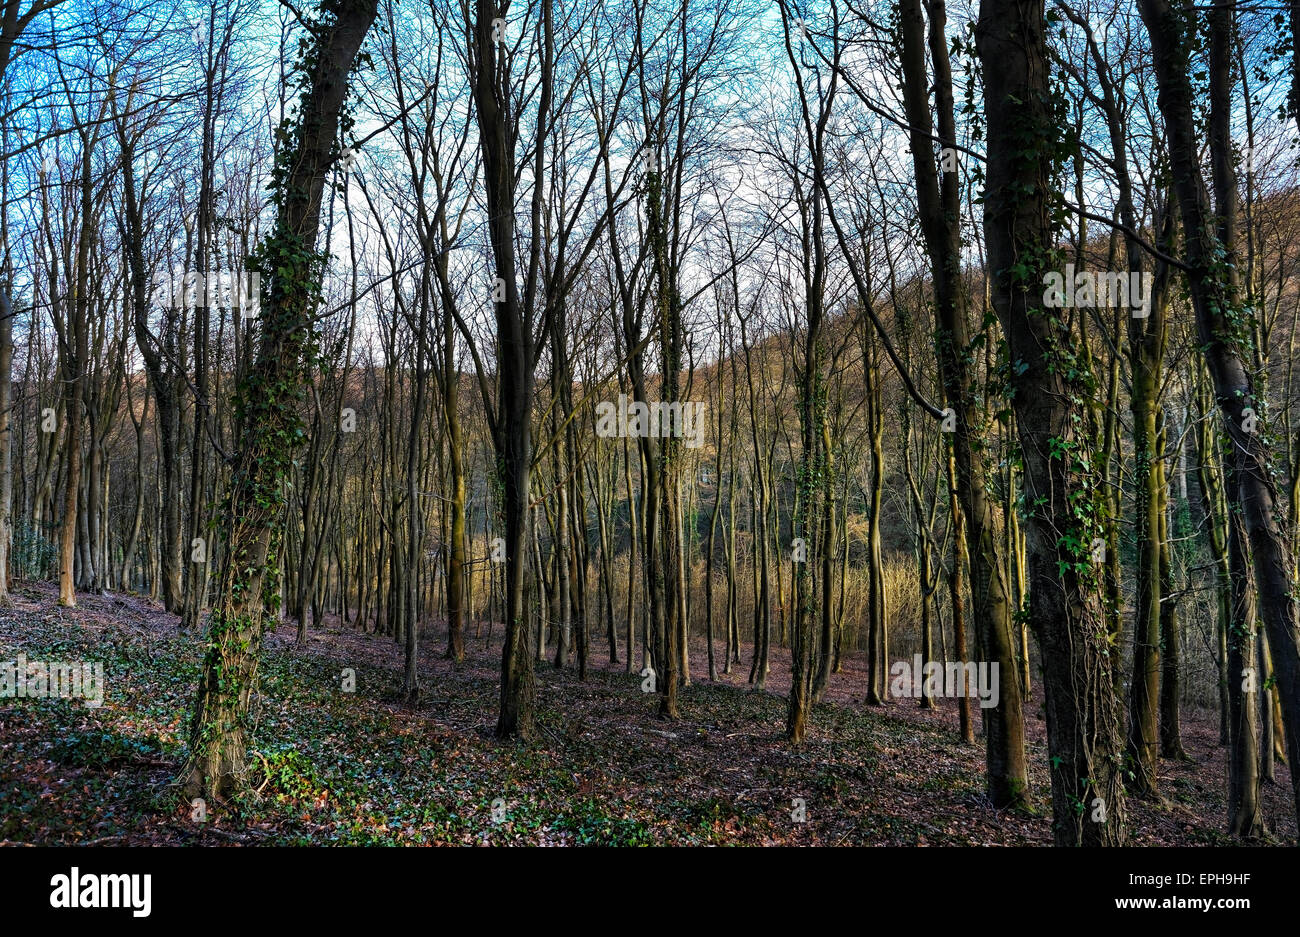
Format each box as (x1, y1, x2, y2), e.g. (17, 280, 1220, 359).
(443, 322, 466, 663)
(0, 289, 11, 604)
(900, 0, 1024, 793)
(1226, 459, 1263, 835)
(473, 0, 538, 738)
(1158, 416, 1188, 760)
(945, 452, 974, 743)
(1140, 0, 1300, 829)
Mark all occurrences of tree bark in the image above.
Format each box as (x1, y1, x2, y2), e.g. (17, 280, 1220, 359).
(900, 0, 1026, 800)
(1139, 0, 1300, 831)
(976, 0, 1126, 843)
(181, 0, 379, 799)
(473, 0, 537, 738)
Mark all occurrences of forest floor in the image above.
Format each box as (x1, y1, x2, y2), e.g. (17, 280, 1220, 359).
(1, 580, 1293, 845)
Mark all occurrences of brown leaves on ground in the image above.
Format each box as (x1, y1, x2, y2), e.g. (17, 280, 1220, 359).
(0, 580, 1291, 845)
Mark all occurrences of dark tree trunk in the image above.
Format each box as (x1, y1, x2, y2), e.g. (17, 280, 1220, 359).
(1139, 0, 1300, 831)
(473, 0, 538, 738)
(976, 0, 1126, 844)
(900, 0, 1026, 802)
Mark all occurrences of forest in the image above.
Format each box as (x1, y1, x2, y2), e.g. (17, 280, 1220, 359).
(0, 0, 1299, 851)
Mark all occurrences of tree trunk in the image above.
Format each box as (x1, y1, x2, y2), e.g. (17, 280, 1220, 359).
(474, 0, 537, 738)
(181, 0, 379, 800)
(0, 289, 11, 603)
(900, 0, 1025, 798)
(1139, 0, 1300, 830)
(976, 0, 1126, 843)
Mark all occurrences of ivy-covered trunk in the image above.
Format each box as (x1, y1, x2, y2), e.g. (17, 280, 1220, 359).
(181, 0, 379, 801)
(1139, 0, 1300, 833)
(976, 0, 1127, 845)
